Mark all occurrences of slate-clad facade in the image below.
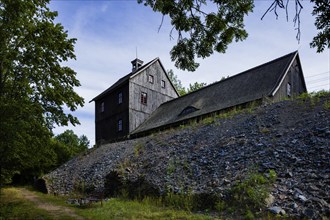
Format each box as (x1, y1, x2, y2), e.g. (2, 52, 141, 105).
(91, 58, 179, 144)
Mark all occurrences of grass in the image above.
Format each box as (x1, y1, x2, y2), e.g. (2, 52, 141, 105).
(222, 169, 277, 218)
(134, 142, 144, 157)
(0, 187, 75, 220)
(324, 100, 330, 109)
(76, 198, 214, 220)
(296, 90, 330, 107)
(0, 187, 215, 220)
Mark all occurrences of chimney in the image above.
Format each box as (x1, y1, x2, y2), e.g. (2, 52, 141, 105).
(131, 58, 144, 72)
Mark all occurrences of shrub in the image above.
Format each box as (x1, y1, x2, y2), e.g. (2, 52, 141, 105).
(134, 142, 144, 157)
(226, 169, 277, 215)
(201, 117, 215, 125)
(163, 190, 194, 211)
(323, 100, 330, 109)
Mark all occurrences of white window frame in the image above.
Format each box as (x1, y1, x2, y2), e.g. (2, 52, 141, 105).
(161, 80, 165, 88)
(148, 75, 154, 84)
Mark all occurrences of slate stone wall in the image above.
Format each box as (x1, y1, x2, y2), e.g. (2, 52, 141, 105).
(44, 94, 330, 218)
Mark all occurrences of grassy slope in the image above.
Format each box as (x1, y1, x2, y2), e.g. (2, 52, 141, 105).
(0, 187, 73, 220)
(0, 187, 215, 220)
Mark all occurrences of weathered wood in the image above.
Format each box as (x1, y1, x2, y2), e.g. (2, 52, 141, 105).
(129, 61, 178, 132)
(94, 58, 178, 144)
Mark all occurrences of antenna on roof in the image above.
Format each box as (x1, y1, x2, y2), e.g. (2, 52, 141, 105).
(136, 46, 138, 59)
(131, 47, 144, 72)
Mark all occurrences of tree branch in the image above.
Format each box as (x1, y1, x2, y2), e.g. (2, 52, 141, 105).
(261, 0, 303, 42)
(158, 14, 165, 33)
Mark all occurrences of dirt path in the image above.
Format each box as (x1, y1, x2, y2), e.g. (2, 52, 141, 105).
(18, 188, 85, 220)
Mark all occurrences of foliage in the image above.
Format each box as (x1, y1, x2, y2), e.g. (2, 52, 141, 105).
(138, 0, 253, 71)
(166, 158, 177, 175)
(134, 142, 144, 157)
(4, 187, 212, 220)
(54, 130, 89, 163)
(310, 0, 330, 52)
(228, 169, 277, 215)
(0, 0, 84, 183)
(0, 99, 55, 183)
(296, 90, 330, 107)
(201, 116, 215, 125)
(139, 0, 329, 71)
(167, 69, 207, 95)
(76, 196, 212, 220)
(0, 187, 75, 220)
(324, 100, 330, 109)
(163, 190, 194, 212)
(167, 69, 186, 95)
(187, 82, 207, 93)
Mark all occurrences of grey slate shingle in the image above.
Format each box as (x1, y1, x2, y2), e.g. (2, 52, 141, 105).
(132, 51, 300, 134)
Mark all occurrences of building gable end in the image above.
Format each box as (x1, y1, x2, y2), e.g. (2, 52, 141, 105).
(270, 51, 297, 96)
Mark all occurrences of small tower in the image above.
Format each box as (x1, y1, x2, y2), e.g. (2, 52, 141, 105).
(131, 58, 144, 72)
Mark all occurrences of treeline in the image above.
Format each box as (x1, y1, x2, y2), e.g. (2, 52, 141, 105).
(167, 70, 207, 96)
(0, 1, 85, 186)
(5, 130, 89, 185)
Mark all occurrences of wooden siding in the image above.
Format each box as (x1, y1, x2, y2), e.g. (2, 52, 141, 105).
(95, 83, 129, 143)
(272, 59, 306, 102)
(128, 60, 178, 132)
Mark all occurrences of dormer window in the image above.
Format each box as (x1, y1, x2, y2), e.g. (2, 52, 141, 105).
(148, 75, 154, 83)
(179, 106, 199, 117)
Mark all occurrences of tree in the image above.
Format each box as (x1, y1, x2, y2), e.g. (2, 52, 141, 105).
(138, 0, 329, 71)
(167, 69, 187, 96)
(310, 0, 329, 52)
(53, 130, 89, 165)
(167, 69, 207, 95)
(187, 82, 207, 93)
(261, 0, 329, 52)
(55, 130, 89, 155)
(0, 0, 84, 183)
(139, 0, 253, 71)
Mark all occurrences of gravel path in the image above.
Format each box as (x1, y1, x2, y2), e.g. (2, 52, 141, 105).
(18, 188, 84, 220)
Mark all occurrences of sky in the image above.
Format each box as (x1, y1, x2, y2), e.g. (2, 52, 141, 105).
(49, 0, 330, 146)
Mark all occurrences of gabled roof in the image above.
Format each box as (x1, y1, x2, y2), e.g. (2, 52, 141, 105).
(91, 58, 160, 102)
(132, 51, 304, 134)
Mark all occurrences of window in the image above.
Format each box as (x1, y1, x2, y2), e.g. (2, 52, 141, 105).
(148, 75, 154, 83)
(161, 80, 165, 88)
(287, 83, 291, 97)
(179, 106, 199, 117)
(141, 92, 147, 105)
(118, 92, 123, 104)
(100, 102, 105, 113)
(118, 119, 123, 131)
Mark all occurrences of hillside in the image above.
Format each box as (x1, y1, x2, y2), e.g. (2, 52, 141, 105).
(44, 93, 330, 218)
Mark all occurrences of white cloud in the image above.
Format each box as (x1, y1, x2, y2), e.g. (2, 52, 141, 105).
(50, 1, 330, 145)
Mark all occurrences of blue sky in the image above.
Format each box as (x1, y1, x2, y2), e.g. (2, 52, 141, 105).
(50, 0, 330, 146)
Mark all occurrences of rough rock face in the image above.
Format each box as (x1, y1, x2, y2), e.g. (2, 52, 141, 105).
(44, 95, 330, 218)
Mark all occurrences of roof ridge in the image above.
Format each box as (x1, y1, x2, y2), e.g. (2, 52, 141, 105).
(90, 57, 159, 102)
(217, 51, 297, 85)
(155, 51, 298, 106)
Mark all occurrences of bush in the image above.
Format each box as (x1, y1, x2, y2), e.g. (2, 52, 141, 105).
(224, 169, 277, 216)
